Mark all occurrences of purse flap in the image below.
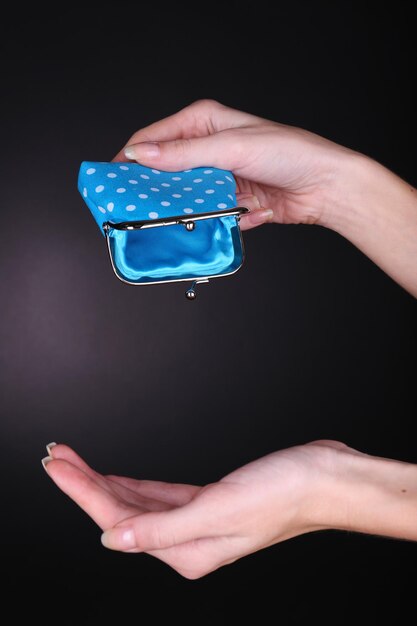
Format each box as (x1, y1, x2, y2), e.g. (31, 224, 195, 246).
(78, 162, 237, 231)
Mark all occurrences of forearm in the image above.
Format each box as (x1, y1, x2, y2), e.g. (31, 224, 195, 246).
(323, 154, 417, 297)
(316, 451, 417, 541)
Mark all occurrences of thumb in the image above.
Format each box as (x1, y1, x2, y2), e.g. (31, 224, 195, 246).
(101, 501, 214, 552)
(123, 134, 234, 172)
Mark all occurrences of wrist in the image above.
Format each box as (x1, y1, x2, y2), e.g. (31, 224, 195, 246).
(307, 447, 417, 540)
(319, 151, 417, 296)
(319, 151, 387, 232)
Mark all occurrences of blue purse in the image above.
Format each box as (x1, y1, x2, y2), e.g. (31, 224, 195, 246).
(78, 162, 248, 298)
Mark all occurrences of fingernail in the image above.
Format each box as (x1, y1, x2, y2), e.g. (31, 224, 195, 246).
(124, 146, 136, 159)
(124, 142, 160, 160)
(101, 527, 136, 551)
(46, 442, 57, 456)
(249, 208, 274, 224)
(41, 456, 52, 471)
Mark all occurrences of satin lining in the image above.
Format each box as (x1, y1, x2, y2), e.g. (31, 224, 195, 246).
(108, 215, 243, 282)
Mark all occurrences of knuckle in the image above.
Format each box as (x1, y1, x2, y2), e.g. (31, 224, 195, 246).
(191, 98, 222, 113)
(188, 99, 227, 135)
(172, 138, 192, 159)
(309, 439, 348, 449)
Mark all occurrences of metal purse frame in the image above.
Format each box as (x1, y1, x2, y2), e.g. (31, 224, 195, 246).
(102, 206, 249, 299)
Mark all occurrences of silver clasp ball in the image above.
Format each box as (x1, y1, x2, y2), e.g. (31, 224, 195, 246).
(185, 288, 197, 300)
(184, 279, 210, 300)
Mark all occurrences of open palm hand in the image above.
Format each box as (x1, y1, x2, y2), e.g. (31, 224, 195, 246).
(44, 441, 352, 578)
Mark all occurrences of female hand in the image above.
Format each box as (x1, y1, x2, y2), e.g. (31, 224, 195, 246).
(43, 441, 417, 579)
(115, 99, 354, 230)
(115, 100, 417, 296)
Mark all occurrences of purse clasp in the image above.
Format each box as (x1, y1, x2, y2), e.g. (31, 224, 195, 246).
(102, 207, 248, 299)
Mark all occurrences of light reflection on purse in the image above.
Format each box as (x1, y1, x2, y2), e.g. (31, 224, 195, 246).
(78, 161, 247, 299)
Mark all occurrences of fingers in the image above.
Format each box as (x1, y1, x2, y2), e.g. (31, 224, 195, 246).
(105, 475, 200, 506)
(123, 132, 242, 172)
(44, 459, 136, 529)
(46, 443, 130, 499)
(113, 99, 254, 161)
(112, 99, 276, 232)
(236, 193, 275, 231)
(45, 444, 177, 511)
(112, 106, 197, 162)
(239, 209, 275, 231)
(101, 493, 221, 552)
(47, 443, 99, 480)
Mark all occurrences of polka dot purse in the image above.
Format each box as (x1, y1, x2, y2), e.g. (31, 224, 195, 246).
(78, 162, 248, 299)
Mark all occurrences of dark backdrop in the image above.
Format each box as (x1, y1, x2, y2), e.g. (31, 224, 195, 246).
(1, 2, 416, 623)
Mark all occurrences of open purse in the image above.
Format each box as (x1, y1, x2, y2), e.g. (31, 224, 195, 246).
(78, 161, 248, 299)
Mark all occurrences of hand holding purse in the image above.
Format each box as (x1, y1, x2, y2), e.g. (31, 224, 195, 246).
(78, 161, 248, 299)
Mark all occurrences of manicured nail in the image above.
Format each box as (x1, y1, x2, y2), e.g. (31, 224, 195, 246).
(41, 456, 52, 471)
(248, 208, 274, 224)
(124, 146, 137, 159)
(101, 527, 136, 551)
(124, 142, 160, 160)
(46, 442, 57, 456)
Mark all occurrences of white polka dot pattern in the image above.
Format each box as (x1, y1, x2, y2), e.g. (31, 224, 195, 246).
(78, 161, 237, 225)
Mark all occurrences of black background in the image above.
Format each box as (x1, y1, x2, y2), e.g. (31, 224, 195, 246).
(1, 2, 416, 623)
